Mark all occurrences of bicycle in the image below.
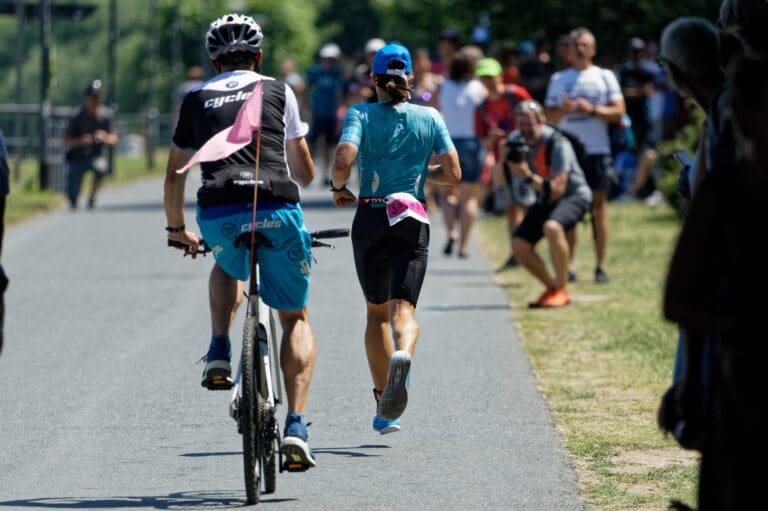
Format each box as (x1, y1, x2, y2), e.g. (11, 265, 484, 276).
(169, 226, 349, 505)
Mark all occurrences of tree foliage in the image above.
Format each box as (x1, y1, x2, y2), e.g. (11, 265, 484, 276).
(371, 0, 722, 60)
(0, 0, 725, 115)
(0, 0, 320, 114)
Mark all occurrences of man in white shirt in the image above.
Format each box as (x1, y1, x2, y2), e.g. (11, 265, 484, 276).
(544, 28, 625, 283)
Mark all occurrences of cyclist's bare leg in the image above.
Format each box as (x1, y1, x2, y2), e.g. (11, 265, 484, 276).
(389, 299, 419, 356)
(209, 263, 243, 336)
(365, 301, 393, 391)
(278, 308, 316, 414)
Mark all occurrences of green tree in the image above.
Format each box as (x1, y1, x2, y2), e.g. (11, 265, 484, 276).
(316, 0, 382, 58)
(0, 0, 321, 114)
(0, 0, 725, 116)
(371, 0, 722, 59)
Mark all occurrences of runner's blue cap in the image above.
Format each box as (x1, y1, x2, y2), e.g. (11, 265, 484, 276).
(372, 43, 412, 77)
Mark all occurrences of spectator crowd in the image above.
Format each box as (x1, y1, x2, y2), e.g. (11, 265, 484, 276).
(290, 2, 768, 506)
(288, 25, 689, 308)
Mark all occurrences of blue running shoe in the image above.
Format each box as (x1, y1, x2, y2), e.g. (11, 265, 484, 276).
(378, 350, 411, 420)
(373, 414, 401, 435)
(280, 413, 316, 471)
(201, 335, 232, 389)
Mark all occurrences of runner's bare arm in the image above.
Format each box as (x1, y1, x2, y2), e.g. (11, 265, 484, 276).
(330, 142, 357, 208)
(331, 142, 357, 189)
(427, 149, 461, 185)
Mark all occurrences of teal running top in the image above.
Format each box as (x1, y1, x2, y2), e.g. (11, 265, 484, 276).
(339, 102, 454, 200)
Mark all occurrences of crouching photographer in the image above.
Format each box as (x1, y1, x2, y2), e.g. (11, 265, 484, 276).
(506, 101, 593, 308)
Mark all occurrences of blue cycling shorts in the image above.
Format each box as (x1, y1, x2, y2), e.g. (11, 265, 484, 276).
(196, 202, 313, 311)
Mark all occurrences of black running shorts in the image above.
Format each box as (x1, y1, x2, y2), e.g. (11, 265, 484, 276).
(513, 195, 591, 245)
(582, 154, 614, 192)
(351, 204, 429, 306)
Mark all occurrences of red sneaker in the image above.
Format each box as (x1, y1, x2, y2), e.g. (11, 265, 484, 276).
(528, 288, 556, 308)
(539, 288, 571, 308)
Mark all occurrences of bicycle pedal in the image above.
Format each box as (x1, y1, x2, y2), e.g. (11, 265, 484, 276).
(282, 461, 309, 472)
(201, 377, 234, 391)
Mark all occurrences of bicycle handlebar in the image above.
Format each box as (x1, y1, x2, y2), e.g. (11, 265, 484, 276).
(310, 228, 350, 240)
(167, 239, 212, 255)
(168, 228, 349, 254)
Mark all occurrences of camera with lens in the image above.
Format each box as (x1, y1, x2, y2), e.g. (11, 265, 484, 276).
(505, 135, 530, 164)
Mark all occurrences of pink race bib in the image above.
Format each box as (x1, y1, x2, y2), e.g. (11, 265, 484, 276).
(385, 193, 430, 227)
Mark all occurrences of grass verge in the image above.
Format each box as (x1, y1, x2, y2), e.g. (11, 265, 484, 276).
(477, 202, 699, 510)
(5, 150, 168, 226)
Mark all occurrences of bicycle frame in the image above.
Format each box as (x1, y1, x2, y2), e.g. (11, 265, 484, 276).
(228, 264, 282, 421)
(172, 227, 349, 504)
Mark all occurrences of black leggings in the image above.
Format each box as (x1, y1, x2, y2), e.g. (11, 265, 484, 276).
(352, 205, 429, 306)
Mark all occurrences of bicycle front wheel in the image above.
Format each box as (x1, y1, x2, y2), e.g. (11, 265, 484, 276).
(241, 313, 263, 505)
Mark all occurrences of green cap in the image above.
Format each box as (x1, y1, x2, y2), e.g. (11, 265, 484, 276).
(475, 58, 502, 77)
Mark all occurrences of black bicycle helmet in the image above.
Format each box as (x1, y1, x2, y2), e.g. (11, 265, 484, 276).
(205, 13, 264, 60)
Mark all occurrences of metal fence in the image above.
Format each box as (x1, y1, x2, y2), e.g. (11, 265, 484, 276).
(0, 105, 172, 192)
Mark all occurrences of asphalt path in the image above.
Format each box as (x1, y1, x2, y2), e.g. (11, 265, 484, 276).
(0, 175, 584, 510)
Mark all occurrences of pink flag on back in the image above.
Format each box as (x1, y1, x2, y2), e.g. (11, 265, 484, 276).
(176, 80, 264, 174)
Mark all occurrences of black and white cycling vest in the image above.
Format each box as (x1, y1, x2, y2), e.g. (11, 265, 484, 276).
(172, 70, 306, 207)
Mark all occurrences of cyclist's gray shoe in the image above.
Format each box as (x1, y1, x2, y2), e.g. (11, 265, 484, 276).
(378, 350, 411, 420)
(280, 413, 316, 471)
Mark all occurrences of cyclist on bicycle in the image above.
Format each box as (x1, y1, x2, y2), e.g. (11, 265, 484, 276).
(164, 13, 317, 470)
(331, 43, 461, 434)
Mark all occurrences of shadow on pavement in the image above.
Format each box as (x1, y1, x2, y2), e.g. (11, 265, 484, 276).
(180, 451, 241, 458)
(312, 444, 390, 459)
(421, 303, 511, 312)
(427, 268, 493, 277)
(0, 490, 294, 509)
(451, 281, 524, 290)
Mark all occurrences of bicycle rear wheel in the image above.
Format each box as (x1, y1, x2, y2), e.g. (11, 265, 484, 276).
(264, 429, 278, 494)
(241, 313, 263, 505)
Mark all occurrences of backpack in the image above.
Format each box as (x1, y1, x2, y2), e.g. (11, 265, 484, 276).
(544, 124, 589, 173)
(600, 69, 636, 155)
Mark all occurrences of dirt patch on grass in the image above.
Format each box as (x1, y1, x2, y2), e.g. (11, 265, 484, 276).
(612, 447, 699, 474)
